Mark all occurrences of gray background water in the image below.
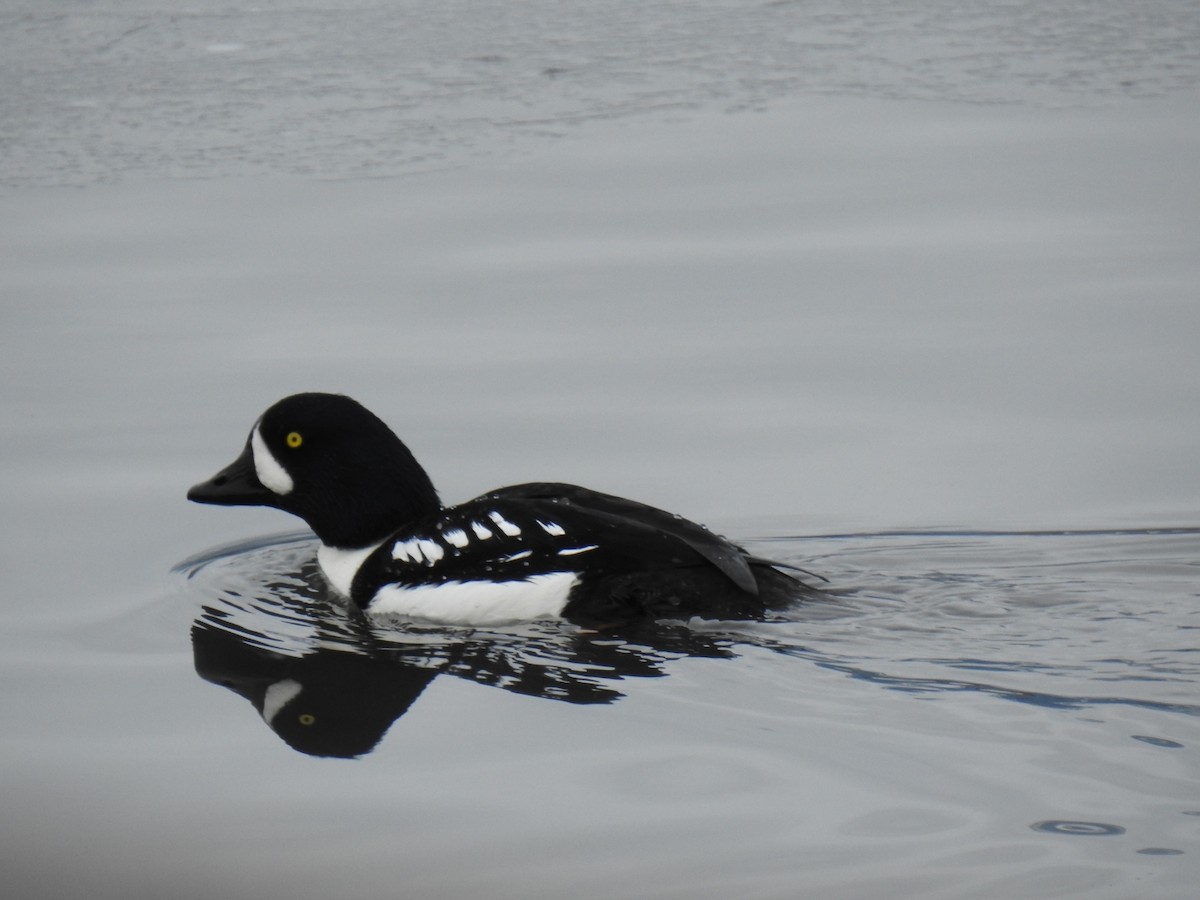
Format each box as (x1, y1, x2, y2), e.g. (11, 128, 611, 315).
(3, 2, 1199, 898)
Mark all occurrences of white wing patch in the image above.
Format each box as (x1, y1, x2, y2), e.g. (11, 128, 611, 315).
(392, 537, 446, 566)
(557, 544, 599, 556)
(392, 537, 424, 564)
(368, 572, 577, 625)
(487, 510, 522, 537)
(416, 539, 444, 564)
(470, 521, 494, 540)
(443, 528, 470, 549)
(538, 520, 566, 537)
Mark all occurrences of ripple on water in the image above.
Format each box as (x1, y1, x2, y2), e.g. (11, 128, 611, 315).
(1030, 820, 1127, 836)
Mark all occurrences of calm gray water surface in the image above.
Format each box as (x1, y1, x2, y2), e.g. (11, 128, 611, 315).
(3, 2, 1200, 898)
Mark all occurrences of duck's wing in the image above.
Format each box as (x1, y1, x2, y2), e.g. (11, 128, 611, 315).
(478, 482, 760, 594)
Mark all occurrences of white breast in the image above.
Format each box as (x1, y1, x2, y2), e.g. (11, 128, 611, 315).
(317, 541, 384, 597)
(367, 572, 577, 625)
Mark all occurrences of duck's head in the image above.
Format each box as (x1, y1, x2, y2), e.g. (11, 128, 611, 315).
(188, 393, 440, 548)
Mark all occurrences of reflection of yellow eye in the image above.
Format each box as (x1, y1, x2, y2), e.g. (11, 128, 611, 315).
(298, 713, 316, 726)
(286, 432, 303, 448)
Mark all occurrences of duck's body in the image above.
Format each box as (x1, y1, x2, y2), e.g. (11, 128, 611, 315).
(188, 393, 815, 627)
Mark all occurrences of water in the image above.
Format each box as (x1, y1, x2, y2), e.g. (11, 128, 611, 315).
(4, 0, 1200, 188)
(3, 1, 1200, 897)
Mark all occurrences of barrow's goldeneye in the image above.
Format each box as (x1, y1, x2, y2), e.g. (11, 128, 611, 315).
(188, 393, 817, 626)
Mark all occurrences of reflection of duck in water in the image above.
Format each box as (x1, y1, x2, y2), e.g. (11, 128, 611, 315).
(189, 562, 738, 758)
(193, 617, 438, 758)
(188, 393, 822, 628)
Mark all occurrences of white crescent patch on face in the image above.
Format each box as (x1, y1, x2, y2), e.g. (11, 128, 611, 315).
(261, 678, 303, 724)
(251, 424, 294, 495)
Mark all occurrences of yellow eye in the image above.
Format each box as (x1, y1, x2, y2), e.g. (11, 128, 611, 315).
(298, 713, 316, 726)
(286, 431, 303, 448)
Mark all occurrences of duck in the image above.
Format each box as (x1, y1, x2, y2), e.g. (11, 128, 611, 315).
(187, 393, 818, 627)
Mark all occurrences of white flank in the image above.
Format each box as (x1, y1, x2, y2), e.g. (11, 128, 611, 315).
(487, 510, 522, 536)
(470, 520, 494, 540)
(318, 540, 384, 597)
(538, 520, 566, 537)
(368, 572, 577, 625)
(261, 678, 303, 723)
(251, 425, 294, 495)
(443, 528, 470, 549)
(557, 544, 599, 556)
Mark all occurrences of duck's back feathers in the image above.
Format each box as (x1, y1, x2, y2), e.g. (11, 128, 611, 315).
(482, 482, 760, 593)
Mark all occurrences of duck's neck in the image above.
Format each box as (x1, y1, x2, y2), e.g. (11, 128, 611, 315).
(310, 444, 441, 550)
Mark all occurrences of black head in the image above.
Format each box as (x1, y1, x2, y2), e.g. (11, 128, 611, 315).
(188, 393, 440, 547)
